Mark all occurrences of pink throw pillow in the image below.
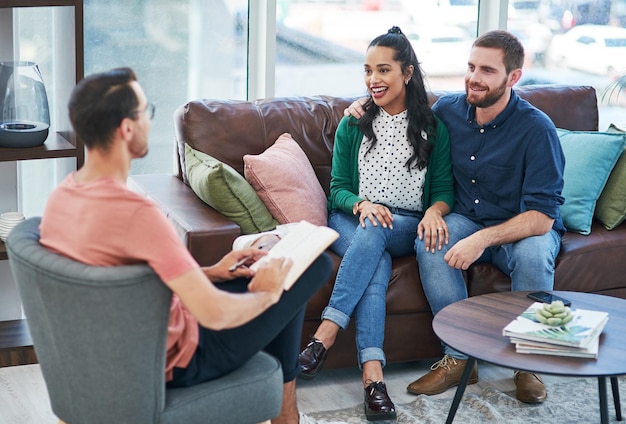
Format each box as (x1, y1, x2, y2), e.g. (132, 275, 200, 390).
(244, 133, 328, 226)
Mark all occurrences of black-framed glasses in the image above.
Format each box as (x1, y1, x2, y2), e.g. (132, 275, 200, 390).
(134, 102, 155, 120)
(144, 102, 156, 120)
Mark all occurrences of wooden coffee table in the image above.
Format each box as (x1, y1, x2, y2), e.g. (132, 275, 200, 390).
(432, 291, 626, 424)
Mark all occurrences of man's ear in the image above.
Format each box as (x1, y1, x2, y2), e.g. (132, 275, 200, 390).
(508, 68, 523, 87)
(118, 117, 134, 141)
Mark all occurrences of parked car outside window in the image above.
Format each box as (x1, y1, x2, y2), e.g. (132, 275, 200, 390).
(547, 24, 626, 76)
(406, 25, 474, 76)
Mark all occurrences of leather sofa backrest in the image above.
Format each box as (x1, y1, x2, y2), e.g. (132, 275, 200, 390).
(174, 85, 598, 195)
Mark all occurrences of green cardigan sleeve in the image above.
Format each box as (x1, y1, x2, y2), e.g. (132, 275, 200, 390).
(423, 115, 455, 210)
(328, 116, 362, 214)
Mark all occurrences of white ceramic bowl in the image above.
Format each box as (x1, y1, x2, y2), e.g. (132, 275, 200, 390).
(0, 223, 14, 232)
(0, 212, 25, 222)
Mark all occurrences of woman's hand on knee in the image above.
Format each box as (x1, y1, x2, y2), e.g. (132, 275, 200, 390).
(417, 205, 449, 252)
(357, 201, 394, 229)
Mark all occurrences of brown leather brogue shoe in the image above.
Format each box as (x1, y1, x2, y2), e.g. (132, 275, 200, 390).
(298, 337, 328, 380)
(364, 380, 397, 421)
(514, 371, 547, 404)
(406, 355, 478, 396)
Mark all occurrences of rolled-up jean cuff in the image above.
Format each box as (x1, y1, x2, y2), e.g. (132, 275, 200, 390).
(321, 306, 350, 330)
(359, 347, 386, 368)
(444, 345, 468, 361)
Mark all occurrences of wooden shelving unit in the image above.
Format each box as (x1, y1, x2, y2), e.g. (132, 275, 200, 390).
(0, 0, 83, 367)
(0, 319, 36, 367)
(0, 132, 77, 162)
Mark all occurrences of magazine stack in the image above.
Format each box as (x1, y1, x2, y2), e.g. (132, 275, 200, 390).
(502, 301, 609, 359)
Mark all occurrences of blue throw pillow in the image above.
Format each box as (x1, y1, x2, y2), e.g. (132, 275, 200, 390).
(558, 129, 626, 235)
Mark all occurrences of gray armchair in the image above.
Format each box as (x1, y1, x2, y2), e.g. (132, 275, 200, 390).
(6, 217, 283, 424)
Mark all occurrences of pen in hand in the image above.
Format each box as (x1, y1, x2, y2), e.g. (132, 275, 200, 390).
(229, 256, 252, 272)
(228, 242, 270, 272)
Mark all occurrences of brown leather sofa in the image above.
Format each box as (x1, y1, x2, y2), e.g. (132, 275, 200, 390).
(129, 85, 626, 369)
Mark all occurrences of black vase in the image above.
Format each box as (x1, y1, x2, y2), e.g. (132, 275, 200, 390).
(0, 61, 51, 148)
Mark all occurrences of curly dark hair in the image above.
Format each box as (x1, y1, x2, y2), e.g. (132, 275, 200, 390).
(357, 26, 436, 171)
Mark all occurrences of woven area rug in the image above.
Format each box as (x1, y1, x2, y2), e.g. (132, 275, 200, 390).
(307, 375, 626, 424)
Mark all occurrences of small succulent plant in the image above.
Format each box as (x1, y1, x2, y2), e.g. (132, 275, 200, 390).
(534, 301, 574, 326)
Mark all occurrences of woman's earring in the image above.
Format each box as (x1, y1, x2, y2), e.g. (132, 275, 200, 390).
(405, 79, 409, 85)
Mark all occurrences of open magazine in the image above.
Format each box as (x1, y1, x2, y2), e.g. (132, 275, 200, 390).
(233, 221, 338, 290)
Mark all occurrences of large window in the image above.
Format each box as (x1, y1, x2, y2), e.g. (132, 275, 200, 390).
(274, 0, 625, 129)
(83, 0, 249, 174)
(11, 6, 76, 217)
(16, 0, 249, 216)
(12, 0, 626, 217)
(507, 0, 626, 129)
(274, 0, 480, 96)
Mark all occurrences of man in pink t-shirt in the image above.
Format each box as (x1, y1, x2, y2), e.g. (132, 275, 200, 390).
(39, 68, 331, 424)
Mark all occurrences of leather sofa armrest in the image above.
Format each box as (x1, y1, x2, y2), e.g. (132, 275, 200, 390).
(128, 174, 241, 266)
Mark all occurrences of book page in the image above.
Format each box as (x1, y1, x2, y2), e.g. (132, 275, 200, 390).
(514, 335, 600, 359)
(513, 336, 600, 359)
(232, 223, 299, 250)
(249, 220, 339, 290)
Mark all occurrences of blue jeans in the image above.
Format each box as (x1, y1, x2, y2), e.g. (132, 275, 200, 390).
(415, 212, 562, 360)
(324, 208, 421, 367)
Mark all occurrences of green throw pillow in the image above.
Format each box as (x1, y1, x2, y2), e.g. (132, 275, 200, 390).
(185, 144, 278, 234)
(594, 124, 626, 230)
(558, 128, 626, 235)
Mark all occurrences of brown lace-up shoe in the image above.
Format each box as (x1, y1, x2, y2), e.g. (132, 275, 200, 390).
(514, 371, 547, 404)
(406, 355, 478, 395)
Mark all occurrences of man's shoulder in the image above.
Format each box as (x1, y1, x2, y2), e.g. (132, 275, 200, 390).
(49, 176, 160, 217)
(514, 94, 557, 131)
(432, 93, 466, 127)
(434, 92, 465, 105)
(432, 92, 466, 113)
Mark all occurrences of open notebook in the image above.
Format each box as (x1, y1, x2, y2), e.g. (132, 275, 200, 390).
(247, 220, 338, 290)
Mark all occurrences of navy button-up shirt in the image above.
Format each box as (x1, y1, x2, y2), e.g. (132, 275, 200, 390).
(433, 90, 566, 235)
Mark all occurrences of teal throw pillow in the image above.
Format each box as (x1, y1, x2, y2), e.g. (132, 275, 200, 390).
(185, 144, 278, 234)
(558, 128, 626, 235)
(594, 124, 626, 230)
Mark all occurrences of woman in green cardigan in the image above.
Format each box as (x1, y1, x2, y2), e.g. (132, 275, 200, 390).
(298, 26, 454, 421)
